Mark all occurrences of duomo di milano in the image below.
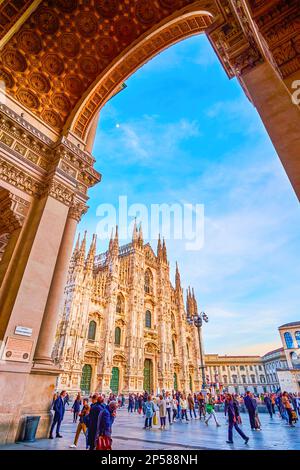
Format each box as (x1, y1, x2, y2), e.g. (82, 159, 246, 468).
(53, 225, 203, 395)
(0, 0, 299, 444)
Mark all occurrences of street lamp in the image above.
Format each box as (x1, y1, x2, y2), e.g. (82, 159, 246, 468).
(187, 311, 208, 390)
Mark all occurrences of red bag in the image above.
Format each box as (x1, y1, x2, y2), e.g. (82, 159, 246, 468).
(96, 435, 112, 451)
(138, 407, 142, 414)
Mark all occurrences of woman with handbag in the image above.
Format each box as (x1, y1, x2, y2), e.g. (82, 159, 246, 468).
(143, 395, 155, 430)
(95, 401, 117, 451)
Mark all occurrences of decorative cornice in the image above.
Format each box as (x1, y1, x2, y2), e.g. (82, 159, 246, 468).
(0, 188, 30, 233)
(207, 0, 264, 78)
(0, 106, 101, 201)
(0, 156, 42, 197)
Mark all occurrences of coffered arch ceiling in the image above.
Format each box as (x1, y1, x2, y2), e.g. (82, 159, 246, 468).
(0, 0, 299, 145)
(0, 0, 216, 141)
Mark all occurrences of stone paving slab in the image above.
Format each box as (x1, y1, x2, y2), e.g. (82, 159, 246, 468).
(1, 407, 299, 451)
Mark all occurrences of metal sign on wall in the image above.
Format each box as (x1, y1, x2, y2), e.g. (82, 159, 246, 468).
(2, 337, 33, 363)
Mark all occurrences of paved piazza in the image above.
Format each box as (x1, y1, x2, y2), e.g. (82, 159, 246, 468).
(1, 407, 300, 451)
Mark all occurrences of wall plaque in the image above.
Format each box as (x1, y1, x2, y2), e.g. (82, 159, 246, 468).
(2, 337, 33, 362)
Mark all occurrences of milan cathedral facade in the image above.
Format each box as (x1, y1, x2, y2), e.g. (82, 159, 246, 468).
(52, 224, 204, 395)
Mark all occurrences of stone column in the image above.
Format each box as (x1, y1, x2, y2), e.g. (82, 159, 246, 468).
(242, 61, 300, 201)
(33, 202, 85, 369)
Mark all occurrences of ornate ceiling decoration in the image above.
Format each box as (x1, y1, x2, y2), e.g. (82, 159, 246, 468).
(0, 0, 35, 41)
(1, 0, 206, 136)
(1, 0, 296, 145)
(247, 0, 300, 80)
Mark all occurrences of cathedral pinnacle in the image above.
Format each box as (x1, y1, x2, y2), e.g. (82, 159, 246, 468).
(138, 222, 143, 246)
(132, 218, 139, 244)
(175, 261, 181, 291)
(157, 234, 162, 258)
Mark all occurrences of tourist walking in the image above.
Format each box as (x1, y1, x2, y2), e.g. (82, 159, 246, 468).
(264, 393, 273, 418)
(282, 391, 295, 427)
(233, 395, 242, 424)
(172, 395, 178, 422)
(244, 391, 257, 430)
(143, 396, 155, 430)
(253, 397, 261, 430)
(72, 393, 82, 423)
(188, 393, 197, 419)
(134, 394, 139, 412)
(157, 395, 167, 430)
(180, 394, 189, 422)
(166, 392, 172, 425)
(95, 401, 117, 450)
(197, 392, 206, 420)
(205, 393, 220, 427)
(88, 396, 106, 450)
(128, 394, 134, 413)
(225, 394, 249, 445)
(70, 398, 90, 448)
(49, 390, 67, 439)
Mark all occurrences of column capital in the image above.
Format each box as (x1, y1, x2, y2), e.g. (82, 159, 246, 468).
(68, 201, 88, 222)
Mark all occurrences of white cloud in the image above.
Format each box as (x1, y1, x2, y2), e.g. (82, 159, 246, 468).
(95, 115, 201, 166)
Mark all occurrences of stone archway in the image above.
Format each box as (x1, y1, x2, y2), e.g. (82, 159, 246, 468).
(0, 0, 299, 444)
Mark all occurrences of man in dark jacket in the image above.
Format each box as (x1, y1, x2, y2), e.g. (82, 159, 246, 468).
(225, 394, 249, 445)
(88, 396, 105, 450)
(49, 390, 66, 439)
(244, 392, 256, 430)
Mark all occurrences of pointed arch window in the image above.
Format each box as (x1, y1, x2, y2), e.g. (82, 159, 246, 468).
(284, 332, 294, 349)
(172, 339, 176, 356)
(115, 327, 121, 345)
(88, 321, 96, 341)
(145, 310, 152, 329)
(144, 269, 153, 294)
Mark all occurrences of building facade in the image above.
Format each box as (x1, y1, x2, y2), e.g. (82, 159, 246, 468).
(277, 322, 300, 393)
(262, 347, 288, 392)
(53, 225, 203, 396)
(204, 354, 269, 395)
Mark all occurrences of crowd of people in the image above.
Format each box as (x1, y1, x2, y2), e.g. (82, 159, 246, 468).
(49, 389, 300, 449)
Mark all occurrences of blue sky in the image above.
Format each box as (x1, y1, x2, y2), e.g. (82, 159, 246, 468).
(78, 34, 300, 356)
